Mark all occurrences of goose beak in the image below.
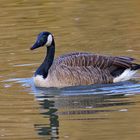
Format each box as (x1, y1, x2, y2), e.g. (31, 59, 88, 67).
(30, 42, 40, 50)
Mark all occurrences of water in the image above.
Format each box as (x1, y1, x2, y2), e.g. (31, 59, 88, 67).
(0, 0, 140, 140)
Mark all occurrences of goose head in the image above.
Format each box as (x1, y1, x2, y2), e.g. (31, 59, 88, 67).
(30, 31, 55, 79)
(30, 31, 54, 50)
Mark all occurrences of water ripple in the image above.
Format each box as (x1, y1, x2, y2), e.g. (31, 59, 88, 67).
(3, 78, 140, 96)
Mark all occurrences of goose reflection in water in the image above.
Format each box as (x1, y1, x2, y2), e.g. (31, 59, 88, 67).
(34, 96, 59, 140)
(34, 92, 134, 139)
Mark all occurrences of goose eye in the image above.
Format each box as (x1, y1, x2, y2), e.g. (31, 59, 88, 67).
(38, 35, 47, 45)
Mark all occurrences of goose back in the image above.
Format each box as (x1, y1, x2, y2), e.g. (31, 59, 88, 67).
(55, 52, 134, 68)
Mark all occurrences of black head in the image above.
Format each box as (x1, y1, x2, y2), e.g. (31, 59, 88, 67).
(30, 31, 54, 50)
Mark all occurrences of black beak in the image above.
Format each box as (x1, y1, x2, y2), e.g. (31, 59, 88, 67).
(30, 42, 40, 50)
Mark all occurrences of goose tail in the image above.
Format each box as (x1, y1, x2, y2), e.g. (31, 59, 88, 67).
(131, 63, 140, 70)
(113, 63, 140, 83)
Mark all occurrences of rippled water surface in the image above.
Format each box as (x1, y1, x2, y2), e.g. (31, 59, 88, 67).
(0, 0, 140, 140)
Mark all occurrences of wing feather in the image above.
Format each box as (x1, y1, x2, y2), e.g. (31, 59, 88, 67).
(55, 52, 134, 69)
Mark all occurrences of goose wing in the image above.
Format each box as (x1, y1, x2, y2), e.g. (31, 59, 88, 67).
(48, 52, 136, 86)
(56, 52, 134, 71)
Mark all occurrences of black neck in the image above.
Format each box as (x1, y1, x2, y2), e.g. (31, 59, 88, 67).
(35, 42, 55, 78)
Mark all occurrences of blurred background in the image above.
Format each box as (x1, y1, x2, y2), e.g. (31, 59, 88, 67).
(0, 0, 140, 140)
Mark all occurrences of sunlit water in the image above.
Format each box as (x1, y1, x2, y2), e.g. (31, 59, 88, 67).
(0, 0, 140, 140)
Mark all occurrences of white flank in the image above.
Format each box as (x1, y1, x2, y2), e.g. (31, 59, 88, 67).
(113, 69, 137, 83)
(46, 34, 53, 47)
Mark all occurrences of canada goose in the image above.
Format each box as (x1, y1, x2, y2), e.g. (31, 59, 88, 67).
(30, 31, 140, 88)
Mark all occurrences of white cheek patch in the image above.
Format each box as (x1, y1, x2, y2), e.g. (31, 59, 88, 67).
(46, 34, 53, 46)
